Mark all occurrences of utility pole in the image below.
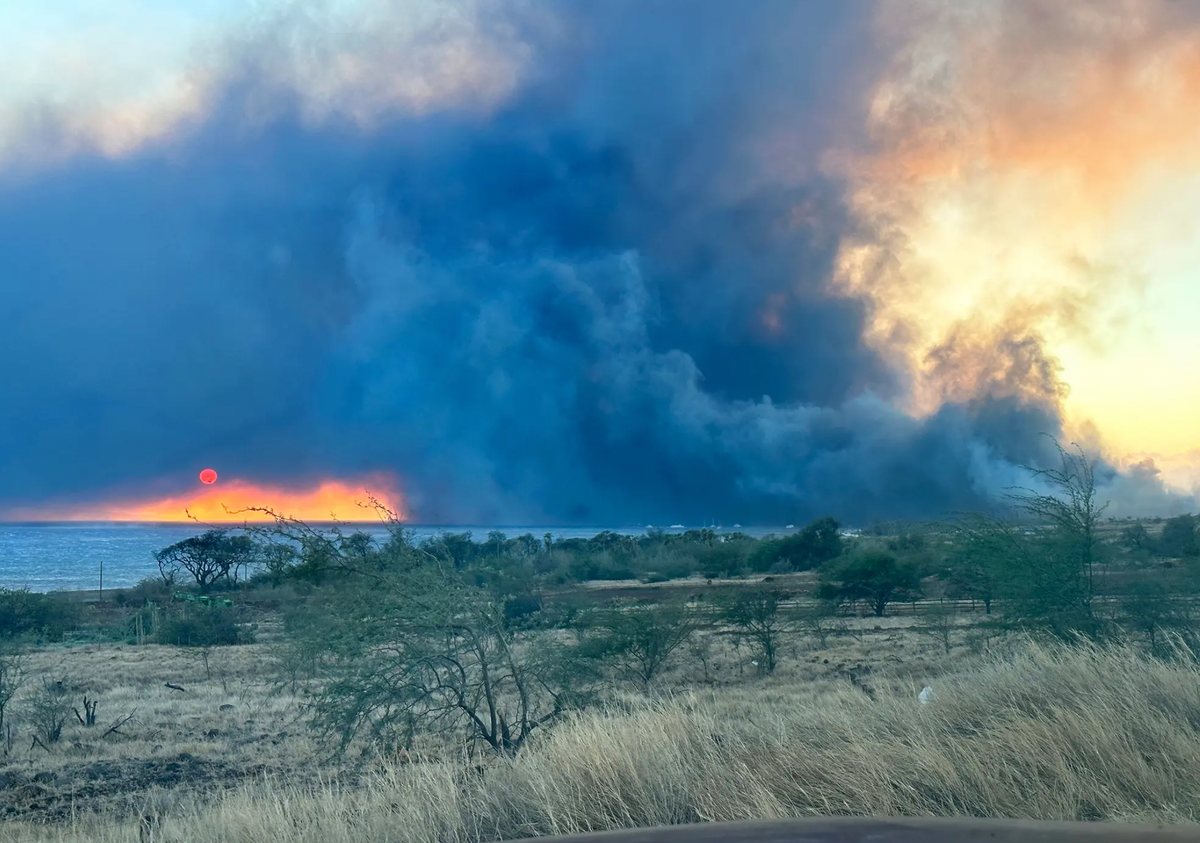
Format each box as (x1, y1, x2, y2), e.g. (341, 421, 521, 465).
(98, 560, 103, 601)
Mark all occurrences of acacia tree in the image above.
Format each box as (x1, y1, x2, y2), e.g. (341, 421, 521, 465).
(1121, 523, 1152, 555)
(294, 564, 591, 755)
(264, 504, 597, 756)
(1004, 439, 1109, 636)
(155, 530, 258, 591)
(584, 599, 698, 692)
(720, 587, 789, 673)
(799, 598, 844, 647)
(819, 550, 922, 617)
(945, 513, 1025, 615)
(918, 598, 958, 655)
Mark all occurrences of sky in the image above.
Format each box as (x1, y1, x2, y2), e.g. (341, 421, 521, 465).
(0, 0, 1197, 525)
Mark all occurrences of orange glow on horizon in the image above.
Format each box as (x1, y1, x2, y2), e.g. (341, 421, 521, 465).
(4, 474, 407, 523)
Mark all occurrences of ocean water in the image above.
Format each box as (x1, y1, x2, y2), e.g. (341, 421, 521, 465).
(0, 522, 790, 592)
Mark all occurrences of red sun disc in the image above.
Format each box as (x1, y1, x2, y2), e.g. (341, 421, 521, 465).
(199, 468, 218, 485)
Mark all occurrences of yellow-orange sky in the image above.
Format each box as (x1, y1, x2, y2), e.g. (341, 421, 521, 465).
(4, 475, 406, 524)
(833, 0, 1200, 493)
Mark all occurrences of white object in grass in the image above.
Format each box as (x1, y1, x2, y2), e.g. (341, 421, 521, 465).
(918, 686, 934, 704)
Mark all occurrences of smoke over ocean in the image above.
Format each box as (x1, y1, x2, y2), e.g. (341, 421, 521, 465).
(0, 1, 1192, 524)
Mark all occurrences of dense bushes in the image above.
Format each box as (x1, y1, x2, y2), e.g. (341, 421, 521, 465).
(0, 588, 79, 642)
(748, 517, 844, 573)
(566, 552, 637, 582)
(235, 517, 850, 591)
(157, 605, 252, 647)
(694, 542, 746, 578)
(1160, 514, 1199, 559)
(114, 577, 174, 608)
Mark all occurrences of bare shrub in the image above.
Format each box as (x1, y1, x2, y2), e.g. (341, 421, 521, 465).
(800, 599, 846, 648)
(718, 587, 790, 673)
(29, 677, 72, 748)
(583, 599, 699, 692)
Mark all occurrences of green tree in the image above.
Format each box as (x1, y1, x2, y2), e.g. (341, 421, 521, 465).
(944, 514, 1019, 614)
(249, 510, 596, 755)
(567, 551, 637, 582)
(1158, 515, 1198, 559)
(588, 531, 639, 559)
(154, 530, 258, 592)
(747, 538, 783, 574)
(696, 542, 748, 578)
(486, 530, 508, 561)
(1004, 440, 1109, 636)
(1121, 523, 1152, 553)
(887, 530, 928, 554)
(258, 543, 300, 585)
(422, 531, 477, 569)
(336, 530, 376, 559)
(509, 533, 542, 558)
(158, 604, 250, 647)
(821, 550, 922, 617)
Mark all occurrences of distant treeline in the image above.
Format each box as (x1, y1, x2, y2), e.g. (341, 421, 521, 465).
(148, 517, 848, 591)
(148, 510, 1200, 600)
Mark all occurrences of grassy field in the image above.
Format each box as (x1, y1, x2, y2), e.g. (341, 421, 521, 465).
(3, 590, 1200, 843)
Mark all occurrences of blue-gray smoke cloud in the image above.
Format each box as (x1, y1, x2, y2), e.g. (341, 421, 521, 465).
(0, 1, 1187, 524)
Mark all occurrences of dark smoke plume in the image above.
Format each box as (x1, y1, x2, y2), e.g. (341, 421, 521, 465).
(0, 1, 1188, 524)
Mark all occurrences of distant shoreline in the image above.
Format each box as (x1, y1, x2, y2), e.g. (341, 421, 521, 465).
(1, 523, 802, 594)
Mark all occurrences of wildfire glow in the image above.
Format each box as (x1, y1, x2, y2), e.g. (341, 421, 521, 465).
(832, 0, 1200, 493)
(4, 474, 407, 523)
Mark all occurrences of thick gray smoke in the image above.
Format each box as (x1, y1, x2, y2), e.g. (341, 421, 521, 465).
(0, 1, 1188, 523)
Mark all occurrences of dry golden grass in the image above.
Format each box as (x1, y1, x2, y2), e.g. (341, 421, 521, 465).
(0, 641, 316, 831)
(4, 624, 1200, 842)
(12, 641, 310, 756)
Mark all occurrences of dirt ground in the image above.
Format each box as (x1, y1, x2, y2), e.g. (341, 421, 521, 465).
(0, 599, 993, 826)
(0, 640, 333, 823)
